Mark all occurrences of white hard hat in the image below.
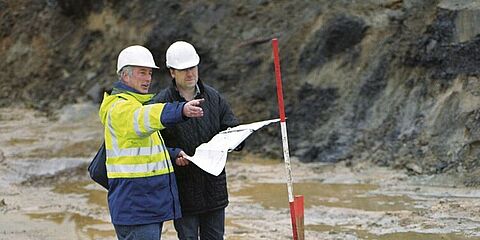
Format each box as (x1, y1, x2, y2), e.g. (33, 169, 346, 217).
(117, 45, 159, 73)
(166, 41, 200, 70)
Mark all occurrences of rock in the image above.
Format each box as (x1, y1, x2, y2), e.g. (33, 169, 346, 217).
(406, 162, 423, 174)
(438, 0, 480, 43)
(299, 14, 367, 73)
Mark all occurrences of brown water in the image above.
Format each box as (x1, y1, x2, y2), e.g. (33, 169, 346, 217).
(233, 182, 414, 211)
(28, 212, 115, 239)
(39, 178, 480, 240)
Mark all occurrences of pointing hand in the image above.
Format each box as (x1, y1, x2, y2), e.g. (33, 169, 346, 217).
(183, 98, 204, 118)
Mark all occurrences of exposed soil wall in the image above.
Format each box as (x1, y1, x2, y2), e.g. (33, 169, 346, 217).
(2, 0, 480, 182)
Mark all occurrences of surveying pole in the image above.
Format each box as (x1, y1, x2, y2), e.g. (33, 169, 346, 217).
(272, 38, 304, 240)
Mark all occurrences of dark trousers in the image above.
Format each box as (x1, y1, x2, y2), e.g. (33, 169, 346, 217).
(174, 208, 225, 240)
(114, 222, 163, 240)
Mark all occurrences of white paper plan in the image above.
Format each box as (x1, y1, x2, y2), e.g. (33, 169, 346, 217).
(184, 119, 280, 176)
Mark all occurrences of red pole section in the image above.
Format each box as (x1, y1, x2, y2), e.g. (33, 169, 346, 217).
(289, 202, 298, 240)
(272, 38, 286, 123)
(295, 195, 305, 240)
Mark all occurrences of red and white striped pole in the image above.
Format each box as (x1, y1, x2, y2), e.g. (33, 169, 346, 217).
(272, 38, 304, 240)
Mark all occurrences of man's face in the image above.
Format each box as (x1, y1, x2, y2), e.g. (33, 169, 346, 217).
(124, 66, 152, 94)
(170, 66, 198, 90)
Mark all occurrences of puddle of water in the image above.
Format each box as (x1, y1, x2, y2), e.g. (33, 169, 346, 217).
(25, 181, 114, 239)
(28, 212, 115, 239)
(45, 181, 179, 240)
(53, 180, 107, 207)
(232, 182, 416, 212)
(27, 211, 180, 240)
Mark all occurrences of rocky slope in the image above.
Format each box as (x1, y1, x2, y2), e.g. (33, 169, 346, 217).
(2, 0, 480, 182)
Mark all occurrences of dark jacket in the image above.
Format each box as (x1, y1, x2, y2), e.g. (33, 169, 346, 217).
(152, 79, 238, 215)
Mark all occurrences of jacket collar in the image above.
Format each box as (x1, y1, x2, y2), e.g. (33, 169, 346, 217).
(112, 81, 153, 104)
(170, 79, 204, 101)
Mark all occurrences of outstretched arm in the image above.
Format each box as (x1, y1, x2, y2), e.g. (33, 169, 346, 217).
(160, 98, 204, 127)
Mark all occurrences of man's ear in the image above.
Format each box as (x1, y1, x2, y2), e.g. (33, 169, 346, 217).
(169, 69, 175, 78)
(121, 71, 128, 83)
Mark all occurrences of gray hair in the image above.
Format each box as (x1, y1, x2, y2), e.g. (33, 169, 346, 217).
(118, 66, 134, 80)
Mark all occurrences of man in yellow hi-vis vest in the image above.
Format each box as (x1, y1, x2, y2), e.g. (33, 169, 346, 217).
(99, 45, 204, 240)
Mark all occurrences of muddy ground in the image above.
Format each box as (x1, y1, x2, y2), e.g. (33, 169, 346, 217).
(0, 104, 479, 240)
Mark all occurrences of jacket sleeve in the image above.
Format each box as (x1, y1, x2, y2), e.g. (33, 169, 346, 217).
(167, 147, 181, 160)
(109, 100, 171, 139)
(149, 90, 187, 128)
(161, 102, 187, 128)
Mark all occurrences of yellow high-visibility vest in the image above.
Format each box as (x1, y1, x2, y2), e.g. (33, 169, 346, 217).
(99, 91, 174, 179)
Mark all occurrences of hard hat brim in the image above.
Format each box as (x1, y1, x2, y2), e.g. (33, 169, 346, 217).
(167, 58, 200, 70)
(117, 64, 159, 74)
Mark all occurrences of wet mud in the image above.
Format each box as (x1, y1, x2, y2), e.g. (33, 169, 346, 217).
(1, 106, 480, 240)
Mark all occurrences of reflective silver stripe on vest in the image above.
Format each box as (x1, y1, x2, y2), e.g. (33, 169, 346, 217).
(106, 144, 167, 158)
(133, 105, 154, 137)
(106, 159, 171, 173)
(108, 101, 122, 152)
(133, 108, 143, 137)
(143, 105, 154, 134)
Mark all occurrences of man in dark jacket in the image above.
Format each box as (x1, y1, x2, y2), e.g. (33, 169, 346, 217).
(152, 41, 239, 239)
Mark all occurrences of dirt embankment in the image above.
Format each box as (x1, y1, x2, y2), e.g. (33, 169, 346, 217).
(2, 0, 480, 180)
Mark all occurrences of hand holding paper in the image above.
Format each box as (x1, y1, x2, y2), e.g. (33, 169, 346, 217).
(184, 119, 280, 176)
